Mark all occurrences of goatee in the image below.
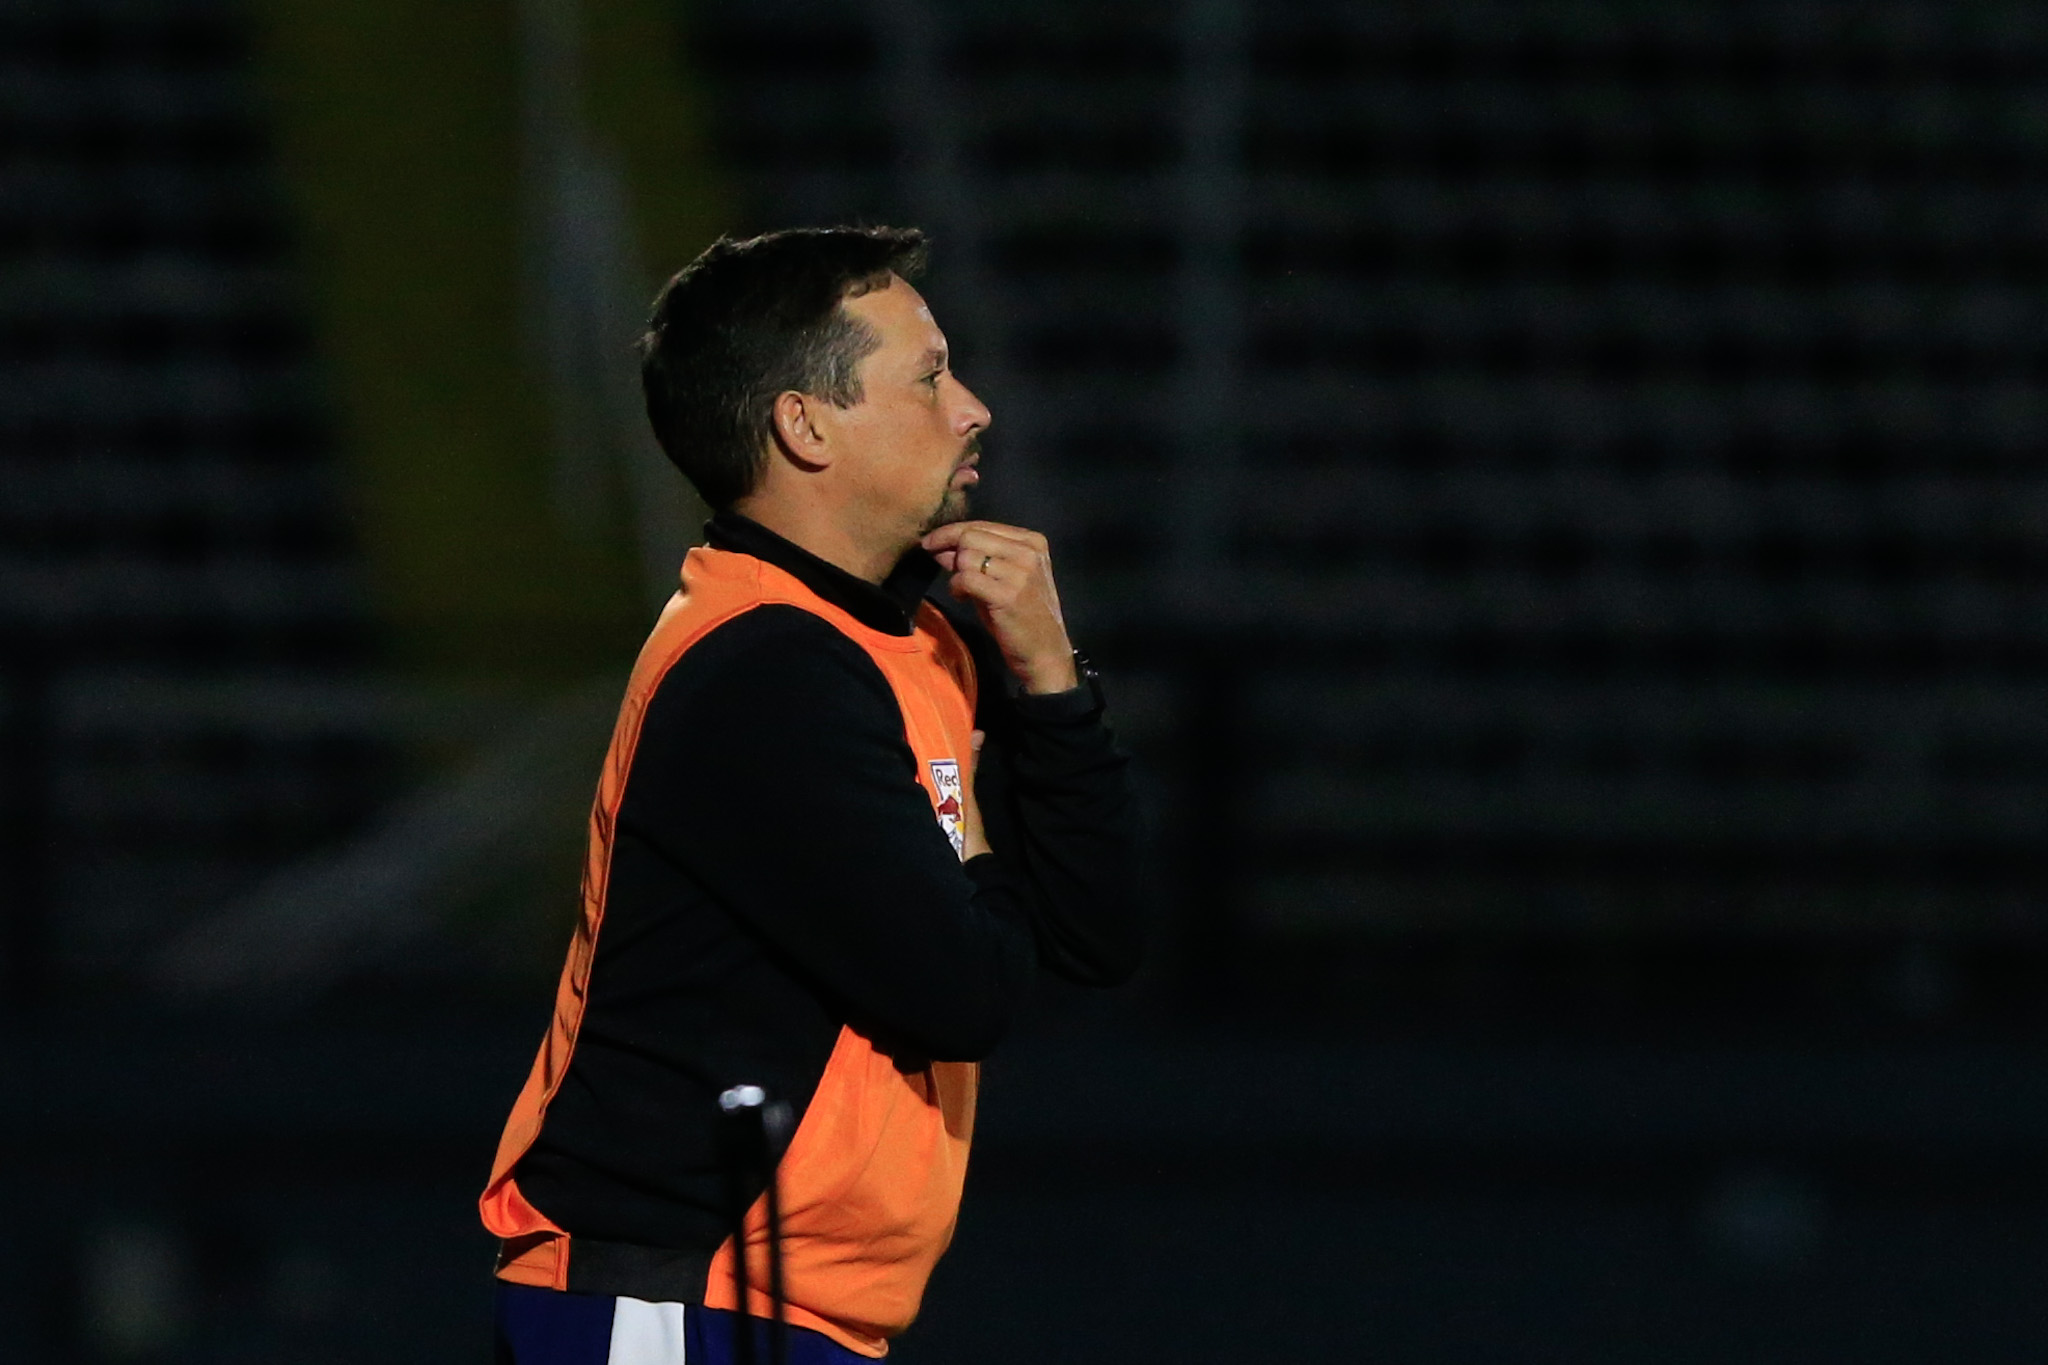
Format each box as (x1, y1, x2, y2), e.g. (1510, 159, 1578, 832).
(922, 435, 981, 534)
(921, 486, 971, 535)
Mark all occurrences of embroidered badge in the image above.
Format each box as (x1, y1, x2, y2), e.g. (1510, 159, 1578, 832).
(928, 758, 965, 858)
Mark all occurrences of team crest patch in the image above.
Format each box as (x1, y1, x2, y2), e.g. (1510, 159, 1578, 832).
(928, 758, 965, 858)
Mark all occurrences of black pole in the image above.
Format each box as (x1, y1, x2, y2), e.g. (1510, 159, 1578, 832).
(764, 1096, 791, 1358)
(718, 1083, 787, 1365)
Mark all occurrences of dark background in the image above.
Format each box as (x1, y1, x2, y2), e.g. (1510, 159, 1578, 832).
(7, 0, 2048, 1360)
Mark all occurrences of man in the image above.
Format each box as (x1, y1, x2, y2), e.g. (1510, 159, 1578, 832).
(481, 226, 1145, 1363)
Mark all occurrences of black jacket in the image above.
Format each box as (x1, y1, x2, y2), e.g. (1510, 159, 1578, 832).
(512, 512, 1145, 1250)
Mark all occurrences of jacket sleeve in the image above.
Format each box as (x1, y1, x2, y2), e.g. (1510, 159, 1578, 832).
(935, 596, 1149, 988)
(616, 605, 1037, 1062)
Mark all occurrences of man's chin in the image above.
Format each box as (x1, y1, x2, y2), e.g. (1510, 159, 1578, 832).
(921, 489, 971, 536)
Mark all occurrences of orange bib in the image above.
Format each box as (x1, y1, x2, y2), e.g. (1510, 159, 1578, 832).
(479, 546, 980, 1357)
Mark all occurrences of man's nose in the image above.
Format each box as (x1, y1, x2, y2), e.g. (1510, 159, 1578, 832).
(951, 377, 992, 434)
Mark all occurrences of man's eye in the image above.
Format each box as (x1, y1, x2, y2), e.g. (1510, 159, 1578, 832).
(922, 371, 942, 388)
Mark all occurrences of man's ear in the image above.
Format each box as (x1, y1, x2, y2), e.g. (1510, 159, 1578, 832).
(769, 390, 833, 470)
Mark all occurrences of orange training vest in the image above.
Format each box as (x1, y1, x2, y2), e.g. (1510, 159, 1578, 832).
(479, 545, 980, 1358)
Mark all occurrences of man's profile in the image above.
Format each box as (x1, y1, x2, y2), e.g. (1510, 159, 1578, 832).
(481, 226, 1145, 1363)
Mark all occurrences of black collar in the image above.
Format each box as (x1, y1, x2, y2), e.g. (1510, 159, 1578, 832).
(704, 511, 940, 638)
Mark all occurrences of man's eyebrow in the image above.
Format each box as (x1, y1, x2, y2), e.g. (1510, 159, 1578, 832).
(919, 346, 948, 371)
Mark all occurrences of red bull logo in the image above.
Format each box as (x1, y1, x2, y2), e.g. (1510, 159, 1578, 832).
(928, 758, 965, 859)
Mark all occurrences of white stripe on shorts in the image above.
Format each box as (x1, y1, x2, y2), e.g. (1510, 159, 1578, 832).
(606, 1296, 690, 1365)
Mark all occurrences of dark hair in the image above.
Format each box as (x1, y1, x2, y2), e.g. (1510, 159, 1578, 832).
(638, 226, 930, 510)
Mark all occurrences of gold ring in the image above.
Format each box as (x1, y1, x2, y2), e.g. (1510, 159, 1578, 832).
(979, 554, 993, 574)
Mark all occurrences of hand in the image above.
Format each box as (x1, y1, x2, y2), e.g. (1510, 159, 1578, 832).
(959, 728, 990, 861)
(921, 521, 1079, 695)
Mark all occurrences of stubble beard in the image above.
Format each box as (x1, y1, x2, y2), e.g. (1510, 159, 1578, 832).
(920, 434, 982, 535)
(921, 485, 971, 536)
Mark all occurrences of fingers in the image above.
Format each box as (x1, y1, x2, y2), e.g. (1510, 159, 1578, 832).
(930, 523, 1075, 693)
(931, 527, 1049, 583)
(946, 546, 1025, 599)
(922, 521, 970, 551)
(965, 523, 1046, 552)
(920, 521, 974, 552)
(927, 522, 1012, 574)
(946, 559, 1010, 607)
(939, 525, 1066, 629)
(921, 520, 1048, 557)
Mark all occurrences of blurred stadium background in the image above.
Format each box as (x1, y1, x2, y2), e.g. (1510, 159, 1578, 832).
(7, 0, 2048, 1359)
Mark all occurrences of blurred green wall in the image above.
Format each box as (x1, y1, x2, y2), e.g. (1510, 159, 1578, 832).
(249, 0, 728, 677)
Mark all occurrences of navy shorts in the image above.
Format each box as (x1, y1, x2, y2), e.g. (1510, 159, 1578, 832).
(494, 1282, 872, 1365)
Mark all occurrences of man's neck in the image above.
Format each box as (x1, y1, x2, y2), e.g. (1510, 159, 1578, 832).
(731, 497, 906, 585)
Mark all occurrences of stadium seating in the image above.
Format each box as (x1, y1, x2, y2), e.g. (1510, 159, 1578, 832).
(0, 0, 393, 988)
(695, 0, 2048, 966)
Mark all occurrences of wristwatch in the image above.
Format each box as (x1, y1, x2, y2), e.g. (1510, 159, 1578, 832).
(1072, 648, 1104, 709)
(1014, 647, 1104, 721)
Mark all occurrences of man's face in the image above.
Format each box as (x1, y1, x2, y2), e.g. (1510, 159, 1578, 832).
(827, 276, 991, 543)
